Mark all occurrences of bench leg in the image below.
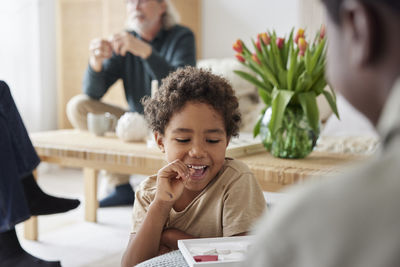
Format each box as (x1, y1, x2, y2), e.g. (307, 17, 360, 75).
(84, 168, 98, 222)
(24, 217, 38, 240)
(24, 170, 38, 240)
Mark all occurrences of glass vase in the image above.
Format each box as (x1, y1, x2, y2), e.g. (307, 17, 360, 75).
(260, 107, 319, 158)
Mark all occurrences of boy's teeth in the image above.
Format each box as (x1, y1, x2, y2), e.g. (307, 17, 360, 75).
(188, 165, 206, 169)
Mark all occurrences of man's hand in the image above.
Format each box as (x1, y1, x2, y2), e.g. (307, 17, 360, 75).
(88, 38, 113, 72)
(110, 32, 152, 58)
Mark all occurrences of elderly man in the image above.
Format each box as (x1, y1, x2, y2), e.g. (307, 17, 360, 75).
(245, 0, 400, 266)
(67, 0, 196, 207)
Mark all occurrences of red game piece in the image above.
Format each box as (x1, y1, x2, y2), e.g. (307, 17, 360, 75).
(193, 255, 219, 262)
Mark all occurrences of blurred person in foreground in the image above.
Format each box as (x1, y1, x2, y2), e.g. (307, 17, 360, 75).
(67, 0, 196, 207)
(245, 0, 400, 266)
(0, 81, 80, 267)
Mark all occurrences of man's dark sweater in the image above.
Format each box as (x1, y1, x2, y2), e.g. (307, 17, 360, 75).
(83, 25, 196, 113)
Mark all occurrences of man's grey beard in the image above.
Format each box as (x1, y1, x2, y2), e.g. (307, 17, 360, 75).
(125, 16, 141, 32)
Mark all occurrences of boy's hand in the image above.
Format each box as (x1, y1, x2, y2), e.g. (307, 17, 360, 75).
(155, 159, 191, 204)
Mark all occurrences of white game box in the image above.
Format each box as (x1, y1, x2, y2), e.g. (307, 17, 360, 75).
(178, 236, 255, 267)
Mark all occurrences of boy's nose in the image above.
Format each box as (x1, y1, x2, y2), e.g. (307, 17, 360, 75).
(188, 143, 206, 158)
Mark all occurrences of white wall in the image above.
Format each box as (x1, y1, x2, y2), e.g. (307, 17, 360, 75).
(201, 0, 299, 59)
(38, 0, 57, 131)
(0, 1, 373, 136)
(0, 0, 300, 131)
(0, 0, 57, 132)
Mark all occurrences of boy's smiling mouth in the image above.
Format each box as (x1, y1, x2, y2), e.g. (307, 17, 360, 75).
(186, 164, 209, 180)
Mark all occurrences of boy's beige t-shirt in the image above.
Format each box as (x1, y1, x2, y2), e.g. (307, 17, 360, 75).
(131, 158, 266, 237)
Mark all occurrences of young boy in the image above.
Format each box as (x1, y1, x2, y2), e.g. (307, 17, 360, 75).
(121, 66, 266, 266)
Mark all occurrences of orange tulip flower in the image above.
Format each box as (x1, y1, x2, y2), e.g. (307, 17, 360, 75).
(276, 38, 285, 49)
(235, 53, 245, 63)
(257, 32, 270, 45)
(233, 39, 244, 53)
(294, 28, 305, 44)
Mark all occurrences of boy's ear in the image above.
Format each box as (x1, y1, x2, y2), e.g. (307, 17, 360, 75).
(154, 131, 165, 153)
(226, 136, 231, 148)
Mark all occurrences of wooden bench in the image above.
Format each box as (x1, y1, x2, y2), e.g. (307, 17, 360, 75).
(24, 129, 369, 240)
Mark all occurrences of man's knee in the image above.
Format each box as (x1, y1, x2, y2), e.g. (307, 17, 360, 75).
(66, 94, 96, 130)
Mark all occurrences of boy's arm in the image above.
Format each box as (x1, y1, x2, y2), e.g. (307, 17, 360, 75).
(160, 230, 248, 252)
(233, 232, 248, 236)
(121, 201, 172, 267)
(122, 159, 191, 266)
(160, 228, 195, 250)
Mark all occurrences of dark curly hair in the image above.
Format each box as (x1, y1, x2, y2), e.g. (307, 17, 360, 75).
(142, 66, 241, 137)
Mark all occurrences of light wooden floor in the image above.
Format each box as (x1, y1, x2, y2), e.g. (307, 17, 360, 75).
(16, 165, 134, 267)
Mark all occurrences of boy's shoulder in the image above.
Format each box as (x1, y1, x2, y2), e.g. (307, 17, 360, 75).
(222, 158, 252, 175)
(213, 158, 254, 186)
(135, 175, 157, 199)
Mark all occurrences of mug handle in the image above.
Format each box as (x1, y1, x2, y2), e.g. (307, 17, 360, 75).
(105, 112, 117, 131)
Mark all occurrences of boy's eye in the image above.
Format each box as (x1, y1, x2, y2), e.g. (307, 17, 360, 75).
(207, 139, 220, 144)
(175, 138, 190, 143)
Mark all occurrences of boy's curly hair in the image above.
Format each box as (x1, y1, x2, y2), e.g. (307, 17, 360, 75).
(142, 66, 241, 137)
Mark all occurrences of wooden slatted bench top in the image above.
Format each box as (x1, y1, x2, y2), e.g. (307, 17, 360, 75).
(31, 129, 166, 175)
(30, 129, 372, 191)
(238, 151, 366, 192)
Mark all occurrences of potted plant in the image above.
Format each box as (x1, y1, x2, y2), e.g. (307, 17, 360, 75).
(233, 27, 339, 158)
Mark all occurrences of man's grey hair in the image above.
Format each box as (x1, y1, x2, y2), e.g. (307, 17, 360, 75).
(162, 0, 180, 29)
(125, 0, 180, 31)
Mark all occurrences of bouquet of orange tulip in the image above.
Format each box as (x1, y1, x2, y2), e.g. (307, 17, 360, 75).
(233, 27, 340, 158)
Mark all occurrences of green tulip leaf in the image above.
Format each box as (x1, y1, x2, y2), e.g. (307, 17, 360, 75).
(241, 41, 251, 55)
(298, 92, 320, 133)
(304, 48, 312, 74)
(287, 47, 298, 90)
(310, 38, 326, 75)
(252, 39, 267, 67)
(295, 72, 312, 92)
(233, 70, 270, 91)
(328, 83, 337, 102)
(253, 115, 262, 137)
(309, 70, 327, 95)
(270, 36, 284, 72)
(278, 69, 288, 89)
(258, 88, 272, 105)
(260, 40, 273, 70)
(269, 89, 294, 135)
(322, 89, 340, 119)
(283, 29, 294, 68)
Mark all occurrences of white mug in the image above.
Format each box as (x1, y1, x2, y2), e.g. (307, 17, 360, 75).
(87, 112, 117, 136)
